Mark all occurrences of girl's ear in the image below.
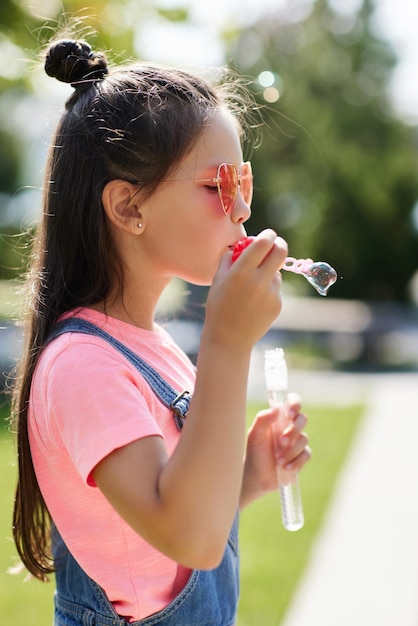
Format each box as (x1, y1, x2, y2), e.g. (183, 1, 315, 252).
(102, 180, 145, 234)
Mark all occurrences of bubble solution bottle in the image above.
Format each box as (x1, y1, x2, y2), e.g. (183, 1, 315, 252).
(264, 348, 304, 531)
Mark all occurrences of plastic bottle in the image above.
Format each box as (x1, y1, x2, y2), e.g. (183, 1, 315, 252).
(264, 348, 304, 531)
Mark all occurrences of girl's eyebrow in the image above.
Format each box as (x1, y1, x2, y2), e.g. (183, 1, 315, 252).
(171, 164, 219, 182)
(196, 166, 218, 179)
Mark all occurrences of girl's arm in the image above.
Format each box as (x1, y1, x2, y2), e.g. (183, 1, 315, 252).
(93, 231, 287, 570)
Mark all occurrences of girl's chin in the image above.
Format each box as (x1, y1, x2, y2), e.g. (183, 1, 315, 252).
(178, 265, 218, 287)
(183, 277, 213, 288)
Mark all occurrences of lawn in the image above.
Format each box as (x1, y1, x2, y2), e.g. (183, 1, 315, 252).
(237, 401, 363, 625)
(0, 399, 364, 624)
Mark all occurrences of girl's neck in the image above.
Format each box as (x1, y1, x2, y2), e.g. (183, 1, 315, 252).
(90, 300, 155, 331)
(91, 275, 170, 331)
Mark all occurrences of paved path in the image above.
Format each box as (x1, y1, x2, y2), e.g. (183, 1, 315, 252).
(247, 356, 418, 626)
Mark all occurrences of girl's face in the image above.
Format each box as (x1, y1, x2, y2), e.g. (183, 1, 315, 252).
(139, 109, 251, 285)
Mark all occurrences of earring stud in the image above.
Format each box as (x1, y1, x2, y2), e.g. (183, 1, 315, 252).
(138, 222, 142, 229)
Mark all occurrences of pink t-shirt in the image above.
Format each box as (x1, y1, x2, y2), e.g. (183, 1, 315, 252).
(29, 308, 195, 621)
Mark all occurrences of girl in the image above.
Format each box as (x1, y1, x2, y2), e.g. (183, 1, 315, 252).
(11, 38, 310, 625)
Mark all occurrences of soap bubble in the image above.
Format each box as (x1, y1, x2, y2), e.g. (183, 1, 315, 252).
(282, 257, 338, 296)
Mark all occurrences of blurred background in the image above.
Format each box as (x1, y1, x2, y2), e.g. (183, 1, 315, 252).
(1, 1, 418, 625)
(0, 0, 418, 375)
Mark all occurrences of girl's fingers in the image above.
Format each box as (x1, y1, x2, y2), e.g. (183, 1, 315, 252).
(287, 392, 302, 412)
(279, 412, 308, 443)
(279, 445, 312, 472)
(233, 230, 287, 273)
(274, 400, 309, 467)
(277, 433, 311, 468)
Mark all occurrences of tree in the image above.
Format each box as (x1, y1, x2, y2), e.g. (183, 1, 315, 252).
(0, 0, 417, 302)
(0, 1, 142, 279)
(228, 0, 418, 301)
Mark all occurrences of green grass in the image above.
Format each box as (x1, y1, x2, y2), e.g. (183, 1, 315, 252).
(0, 399, 364, 624)
(237, 402, 364, 626)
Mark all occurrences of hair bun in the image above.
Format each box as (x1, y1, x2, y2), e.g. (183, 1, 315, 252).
(44, 39, 108, 86)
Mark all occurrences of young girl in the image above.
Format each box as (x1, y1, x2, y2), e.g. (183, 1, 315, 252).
(11, 38, 310, 625)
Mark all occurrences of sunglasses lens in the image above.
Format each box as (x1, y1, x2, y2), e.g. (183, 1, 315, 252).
(217, 162, 253, 215)
(241, 162, 253, 206)
(218, 163, 238, 215)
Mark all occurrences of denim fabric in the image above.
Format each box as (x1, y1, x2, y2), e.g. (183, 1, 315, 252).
(53, 517, 239, 626)
(48, 318, 240, 625)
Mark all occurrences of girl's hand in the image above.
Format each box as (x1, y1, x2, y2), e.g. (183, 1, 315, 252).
(204, 229, 288, 354)
(240, 393, 311, 509)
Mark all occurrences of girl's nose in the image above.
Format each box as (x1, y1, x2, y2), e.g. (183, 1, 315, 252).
(231, 193, 251, 224)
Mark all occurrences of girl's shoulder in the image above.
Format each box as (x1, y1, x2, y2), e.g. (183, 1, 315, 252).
(38, 307, 195, 392)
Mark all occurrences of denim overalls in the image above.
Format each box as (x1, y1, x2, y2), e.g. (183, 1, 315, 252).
(48, 318, 240, 626)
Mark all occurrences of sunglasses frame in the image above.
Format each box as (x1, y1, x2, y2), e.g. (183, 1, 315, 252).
(134, 162, 253, 216)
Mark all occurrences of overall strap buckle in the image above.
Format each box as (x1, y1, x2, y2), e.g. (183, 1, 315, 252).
(170, 390, 191, 430)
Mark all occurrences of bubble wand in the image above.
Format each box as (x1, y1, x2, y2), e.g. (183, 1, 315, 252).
(264, 347, 304, 531)
(231, 236, 338, 296)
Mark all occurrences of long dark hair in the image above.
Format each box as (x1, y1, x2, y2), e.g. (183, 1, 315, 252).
(10, 37, 257, 580)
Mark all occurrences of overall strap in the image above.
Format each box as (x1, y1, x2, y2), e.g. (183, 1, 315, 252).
(49, 317, 191, 430)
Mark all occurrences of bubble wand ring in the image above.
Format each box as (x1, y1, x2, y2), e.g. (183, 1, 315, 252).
(282, 257, 314, 275)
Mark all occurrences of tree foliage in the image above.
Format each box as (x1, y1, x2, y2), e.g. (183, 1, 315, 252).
(0, 0, 417, 302)
(229, 0, 418, 301)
